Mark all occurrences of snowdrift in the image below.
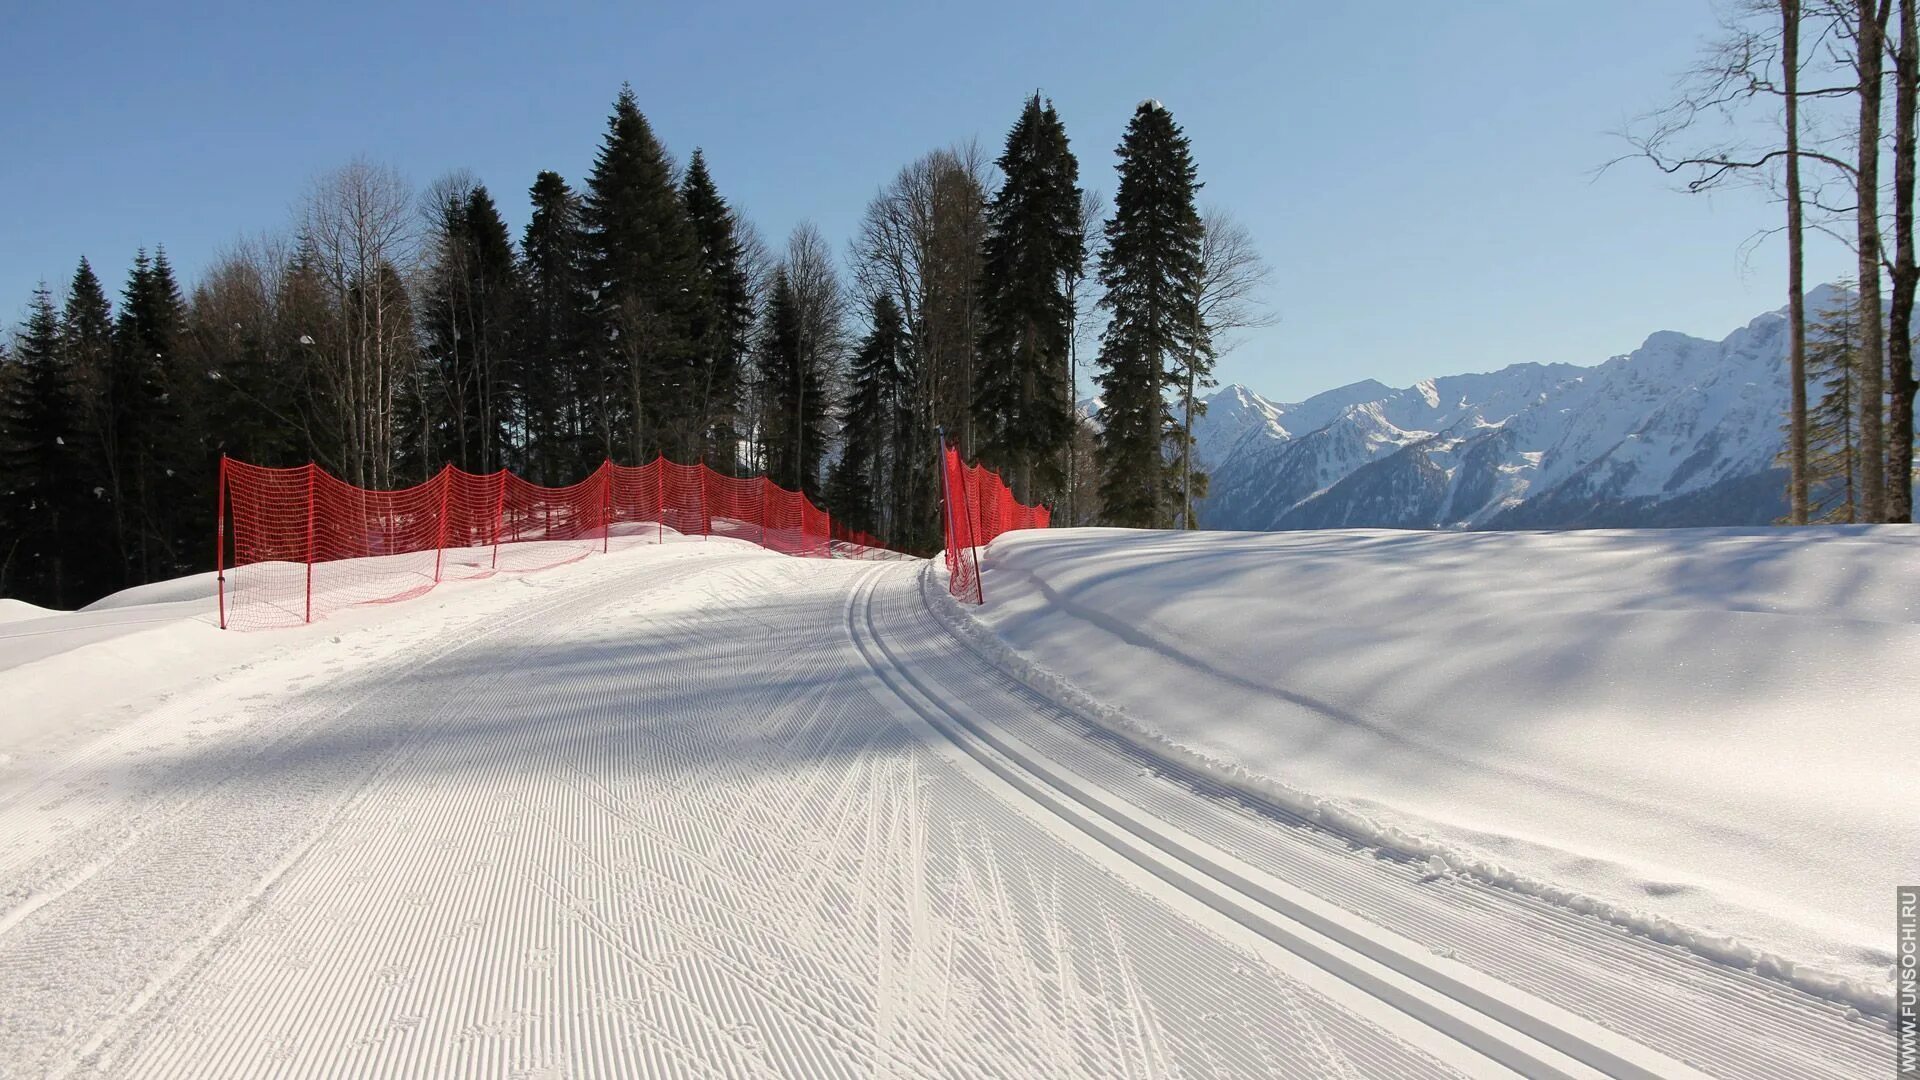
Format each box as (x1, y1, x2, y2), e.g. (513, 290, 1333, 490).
(944, 526, 1919, 1011)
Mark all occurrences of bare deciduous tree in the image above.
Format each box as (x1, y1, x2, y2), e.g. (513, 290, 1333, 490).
(1178, 207, 1275, 527)
(301, 159, 418, 489)
(1064, 188, 1106, 526)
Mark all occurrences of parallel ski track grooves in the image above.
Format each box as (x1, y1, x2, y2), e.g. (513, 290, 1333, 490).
(86, 555, 1466, 1078)
(848, 567, 1645, 1080)
(899, 563, 1890, 1080)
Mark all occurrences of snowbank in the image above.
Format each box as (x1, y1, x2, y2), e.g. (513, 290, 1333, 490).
(946, 526, 1920, 1012)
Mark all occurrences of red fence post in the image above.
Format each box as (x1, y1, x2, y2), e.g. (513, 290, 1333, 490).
(432, 465, 451, 583)
(656, 454, 665, 545)
(304, 461, 316, 624)
(490, 471, 507, 570)
(601, 460, 612, 553)
(216, 455, 229, 630)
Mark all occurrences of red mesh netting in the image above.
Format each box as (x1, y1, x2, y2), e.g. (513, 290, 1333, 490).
(939, 444, 1051, 606)
(218, 454, 918, 629)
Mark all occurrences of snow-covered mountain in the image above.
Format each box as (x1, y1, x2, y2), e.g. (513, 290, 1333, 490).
(1195, 287, 1855, 530)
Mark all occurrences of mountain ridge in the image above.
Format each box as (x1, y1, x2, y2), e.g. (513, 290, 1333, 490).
(1192, 287, 1863, 530)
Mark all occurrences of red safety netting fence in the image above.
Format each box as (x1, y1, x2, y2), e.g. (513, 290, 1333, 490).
(217, 455, 902, 629)
(939, 442, 1052, 605)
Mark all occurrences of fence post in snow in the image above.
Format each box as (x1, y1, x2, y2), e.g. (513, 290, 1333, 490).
(490, 471, 507, 570)
(216, 455, 229, 630)
(432, 465, 451, 583)
(602, 460, 612, 554)
(304, 461, 316, 624)
(656, 455, 665, 546)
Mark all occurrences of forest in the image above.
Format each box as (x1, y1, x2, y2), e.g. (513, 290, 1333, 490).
(0, 88, 1267, 609)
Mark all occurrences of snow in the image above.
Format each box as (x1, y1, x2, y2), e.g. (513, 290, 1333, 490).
(0, 540, 1505, 1076)
(0, 599, 55, 625)
(954, 525, 1920, 1013)
(1193, 286, 1891, 530)
(0, 524, 1900, 1073)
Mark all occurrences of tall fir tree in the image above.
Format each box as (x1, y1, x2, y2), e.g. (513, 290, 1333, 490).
(60, 258, 122, 598)
(829, 294, 911, 537)
(421, 185, 522, 473)
(112, 248, 197, 580)
(582, 84, 700, 462)
(519, 170, 594, 482)
(758, 268, 826, 494)
(1093, 100, 1204, 528)
(1797, 290, 1869, 523)
(680, 149, 755, 469)
(0, 287, 88, 606)
(190, 249, 298, 472)
(973, 94, 1084, 504)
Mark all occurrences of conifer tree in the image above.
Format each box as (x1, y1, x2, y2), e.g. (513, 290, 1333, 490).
(1794, 290, 1872, 523)
(60, 258, 122, 596)
(831, 294, 910, 536)
(190, 247, 298, 471)
(112, 248, 196, 579)
(973, 94, 1084, 505)
(422, 184, 521, 472)
(680, 149, 755, 469)
(0, 287, 86, 605)
(758, 268, 826, 493)
(519, 170, 593, 482)
(1093, 100, 1204, 528)
(582, 85, 700, 461)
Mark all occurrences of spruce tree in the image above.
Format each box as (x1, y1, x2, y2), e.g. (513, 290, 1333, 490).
(680, 149, 755, 469)
(1798, 290, 1869, 522)
(1093, 100, 1204, 528)
(758, 268, 826, 493)
(582, 85, 700, 462)
(519, 170, 593, 482)
(60, 258, 121, 598)
(831, 294, 910, 536)
(111, 248, 196, 579)
(0, 287, 86, 606)
(190, 250, 297, 471)
(422, 185, 521, 473)
(973, 94, 1084, 504)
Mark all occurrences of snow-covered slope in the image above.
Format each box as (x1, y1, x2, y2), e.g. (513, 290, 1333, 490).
(959, 525, 1919, 1014)
(1197, 286, 1865, 530)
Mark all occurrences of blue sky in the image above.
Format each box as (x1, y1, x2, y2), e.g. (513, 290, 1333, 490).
(1, 1, 1851, 402)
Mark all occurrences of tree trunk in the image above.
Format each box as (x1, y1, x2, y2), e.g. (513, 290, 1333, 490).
(1858, 0, 1891, 522)
(1785, 0, 1811, 524)
(1889, 0, 1919, 521)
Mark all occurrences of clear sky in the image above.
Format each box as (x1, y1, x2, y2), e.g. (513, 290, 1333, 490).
(0, 1, 1854, 403)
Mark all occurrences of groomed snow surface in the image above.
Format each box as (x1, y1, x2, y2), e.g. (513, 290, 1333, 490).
(0, 526, 1901, 1077)
(957, 526, 1918, 1015)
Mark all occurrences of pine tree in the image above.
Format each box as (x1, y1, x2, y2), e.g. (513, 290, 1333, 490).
(1093, 100, 1204, 528)
(422, 185, 521, 473)
(190, 247, 298, 471)
(0, 339, 15, 599)
(519, 170, 594, 482)
(1796, 289, 1872, 522)
(0, 287, 86, 606)
(758, 268, 826, 493)
(973, 94, 1084, 505)
(831, 294, 910, 536)
(60, 258, 122, 598)
(680, 149, 755, 469)
(111, 248, 196, 580)
(582, 85, 700, 462)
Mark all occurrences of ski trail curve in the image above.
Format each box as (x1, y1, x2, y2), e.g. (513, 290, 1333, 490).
(9, 552, 1479, 1078)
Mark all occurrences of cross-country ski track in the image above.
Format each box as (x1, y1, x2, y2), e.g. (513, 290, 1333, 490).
(0, 541, 1890, 1077)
